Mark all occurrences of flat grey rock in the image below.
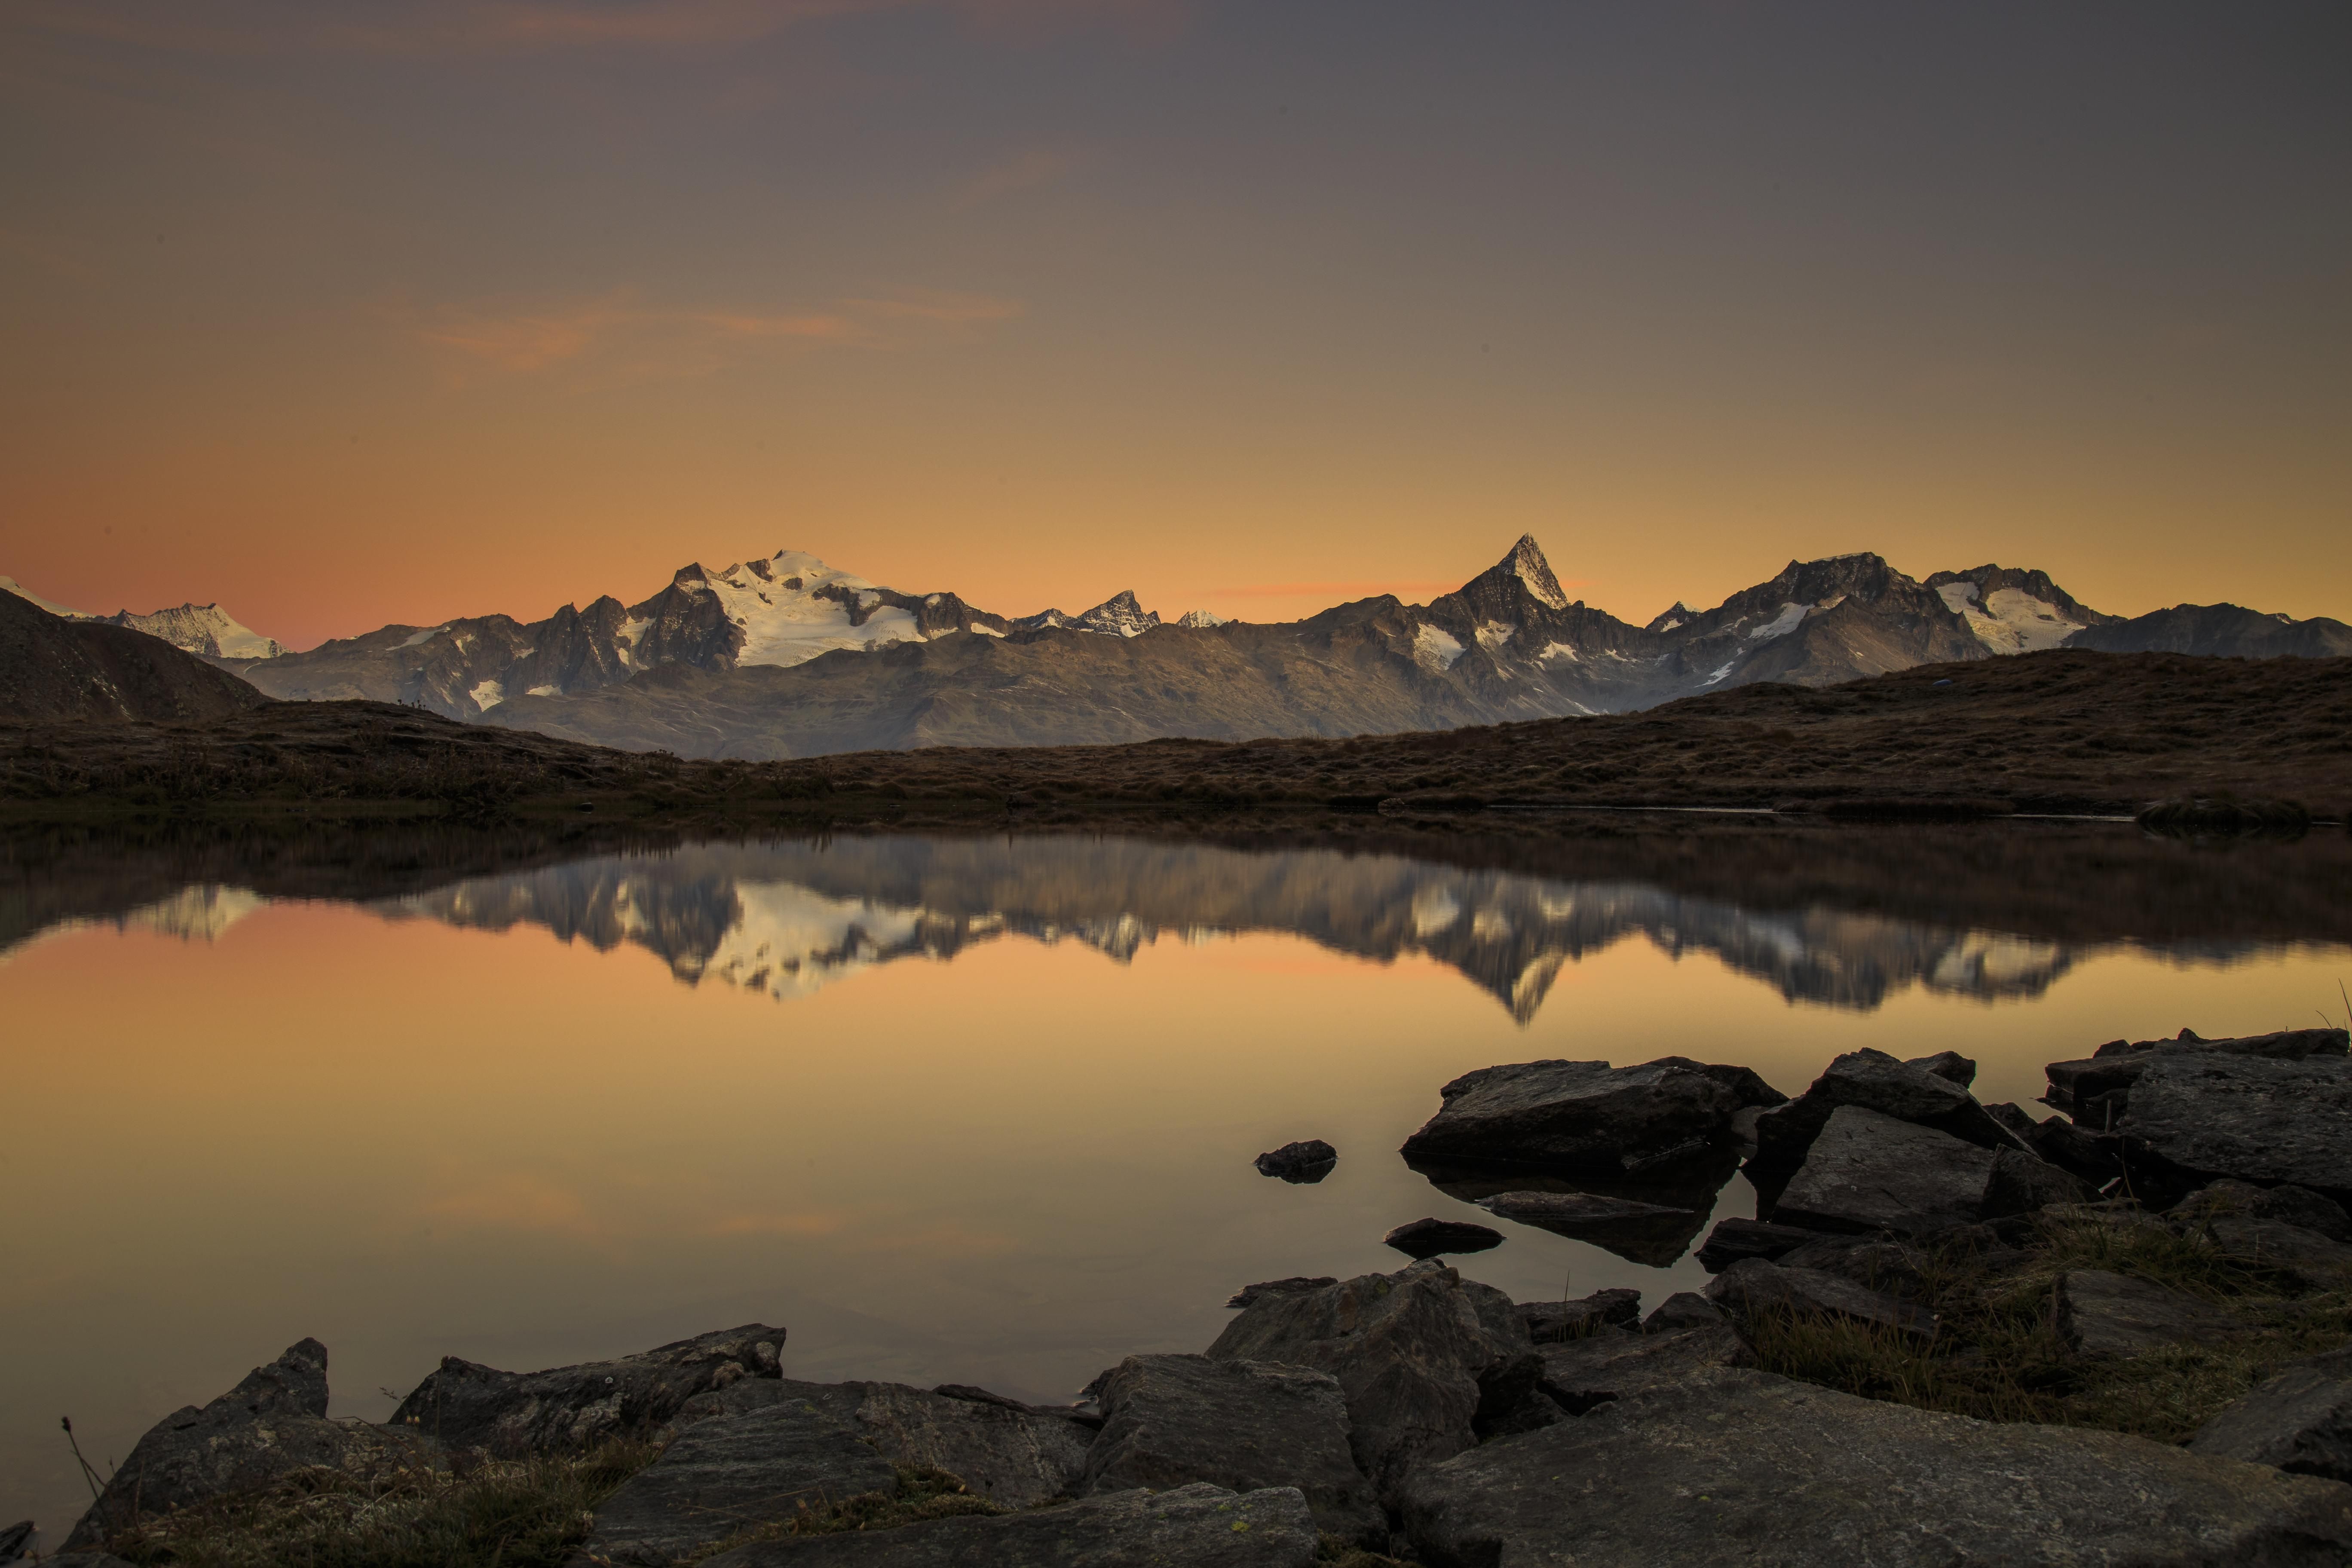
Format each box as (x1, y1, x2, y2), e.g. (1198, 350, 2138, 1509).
(2172, 1179, 2352, 1245)
(2120, 1052, 2352, 1207)
(1476, 1189, 1700, 1267)
(1399, 1056, 1783, 1176)
(2192, 1347, 2352, 1482)
(1772, 1104, 1997, 1237)
(66, 1338, 433, 1549)
(2058, 1269, 2236, 1357)
(1079, 1354, 1380, 1546)
(677, 1378, 1088, 1508)
(1537, 1320, 1750, 1413)
(1206, 1260, 1536, 1501)
(1749, 1048, 2021, 1200)
(1400, 1367, 2352, 1568)
(584, 1399, 897, 1566)
(391, 1323, 784, 1455)
(1695, 1217, 1819, 1272)
(700, 1482, 1319, 1568)
(1516, 1288, 1641, 1344)
(2048, 1028, 2348, 1117)
(1706, 1257, 1937, 1339)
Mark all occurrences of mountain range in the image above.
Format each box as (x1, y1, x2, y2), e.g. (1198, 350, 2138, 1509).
(4, 541, 2346, 755)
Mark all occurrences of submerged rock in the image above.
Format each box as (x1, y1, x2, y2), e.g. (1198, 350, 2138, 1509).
(1253, 1139, 1337, 1183)
(1382, 1216, 1504, 1259)
(1398, 1368, 2352, 1568)
(1398, 1056, 1784, 1176)
(2192, 1347, 2352, 1483)
(582, 1399, 897, 1566)
(1078, 1354, 1381, 1546)
(2057, 1269, 2236, 1357)
(1474, 1189, 1699, 1267)
(390, 1323, 784, 1456)
(66, 1339, 433, 1550)
(1771, 1105, 1997, 1237)
(1206, 1260, 1537, 1501)
(701, 1482, 1319, 1567)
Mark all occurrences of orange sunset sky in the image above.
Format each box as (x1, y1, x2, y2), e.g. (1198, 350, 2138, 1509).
(2, 1, 2346, 651)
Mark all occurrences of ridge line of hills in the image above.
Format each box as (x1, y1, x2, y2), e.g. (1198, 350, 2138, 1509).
(6, 537, 2347, 759)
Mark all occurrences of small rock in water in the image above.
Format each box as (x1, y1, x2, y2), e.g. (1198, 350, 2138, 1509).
(1226, 1276, 1340, 1309)
(1254, 1139, 1338, 1183)
(1384, 1217, 1505, 1259)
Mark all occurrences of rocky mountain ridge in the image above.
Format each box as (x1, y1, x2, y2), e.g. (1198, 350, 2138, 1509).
(0, 576, 282, 658)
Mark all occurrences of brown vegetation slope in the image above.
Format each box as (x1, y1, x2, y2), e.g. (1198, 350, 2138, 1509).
(0, 585, 272, 723)
(3, 649, 2346, 822)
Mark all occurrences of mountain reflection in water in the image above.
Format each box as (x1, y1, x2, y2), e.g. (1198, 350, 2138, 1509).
(380, 837, 2097, 1017)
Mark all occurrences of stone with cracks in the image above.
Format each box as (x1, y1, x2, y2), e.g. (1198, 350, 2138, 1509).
(1398, 1057, 1784, 1176)
(2058, 1269, 2237, 1357)
(582, 1399, 898, 1566)
(2116, 1052, 2352, 1208)
(1536, 1319, 1750, 1414)
(674, 1378, 1089, 1508)
(2192, 1348, 2352, 1483)
(701, 1482, 1320, 1568)
(1748, 1049, 2022, 1200)
(391, 1324, 784, 1456)
(1399, 1368, 2352, 1568)
(66, 1339, 433, 1549)
(2046, 1027, 2348, 1118)
(1078, 1354, 1381, 1547)
(1473, 1190, 1699, 1267)
(1515, 1289, 1641, 1344)
(1254, 1139, 1338, 1183)
(1205, 1260, 1537, 1502)
(1770, 1105, 1997, 1237)
(1704, 1258, 1938, 1339)
(1383, 1217, 1504, 1259)
(1695, 1218, 1819, 1272)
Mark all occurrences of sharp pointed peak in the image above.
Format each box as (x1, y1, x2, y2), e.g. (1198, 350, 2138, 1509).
(1494, 533, 1567, 610)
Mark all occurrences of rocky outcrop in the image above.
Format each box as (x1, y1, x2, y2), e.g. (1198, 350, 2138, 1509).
(65, 1339, 432, 1549)
(1398, 1056, 1784, 1176)
(2115, 1050, 2352, 1207)
(1383, 1217, 1504, 1259)
(1474, 1189, 1701, 1267)
(1253, 1139, 1336, 1183)
(582, 1399, 898, 1566)
(1907, 1050, 1978, 1086)
(1078, 1355, 1381, 1546)
(1770, 1105, 1999, 1236)
(1399, 1368, 2352, 1568)
(2192, 1348, 2352, 1483)
(1748, 1048, 2023, 1201)
(1205, 1261, 1538, 1501)
(2056, 1270, 2237, 1357)
(676, 1378, 1089, 1508)
(2044, 1028, 2347, 1120)
(1705, 1258, 1938, 1339)
(389, 1323, 784, 1455)
(700, 1482, 1320, 1567)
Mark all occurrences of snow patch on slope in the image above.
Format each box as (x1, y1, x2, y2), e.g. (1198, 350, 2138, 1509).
(1937, 582, 2084, 655)
(1746, 602, 1810, 641)
(703, 551, 923, 668)
(0, 576, 90, 619)
(471, 680, 506, 710)
(1415, 625, 1466, 671)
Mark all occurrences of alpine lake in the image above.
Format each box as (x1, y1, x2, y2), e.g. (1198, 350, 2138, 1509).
(6, 815, 2349, 1532)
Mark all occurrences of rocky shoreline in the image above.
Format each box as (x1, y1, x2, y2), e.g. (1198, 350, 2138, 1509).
(16, 1027, 2352, 1567)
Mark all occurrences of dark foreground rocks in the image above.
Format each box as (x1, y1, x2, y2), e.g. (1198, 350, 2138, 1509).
(1398, 1056, 1783, 1175)
(701, 1483, 1319, 1567)
(1382, 1216, 1504, 1259)
(1254, 1139, 1338, 1182)
(2192, 1348, 2352, 1483)
(64, 1338, 432, 1549)
(390, 1323, 786, 1454)
(1079, 1354, 1381, 1544)
(1400, 1367, 2352, 1568)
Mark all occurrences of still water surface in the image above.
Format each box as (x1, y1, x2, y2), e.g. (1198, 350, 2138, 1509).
(4, 823, 2347, 1536)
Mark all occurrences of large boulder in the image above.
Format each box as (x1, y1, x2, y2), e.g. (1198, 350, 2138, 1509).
(1474, 1190, 1700, 1268)
(700, 1482, 1319, 1567)
(65, 1339, 432, 1549)
(1770, 1105, 1998, 1237)
(1399, 1367, 2352, 1567)
(1534, 1316, 1749, 1414)
(2057, 1270, 2237, 1357)
(582, 1398, 898, 1566)
(1078, 1354, 1381, 1546)
(1705, 1258, 1937, 1340)
(2046, 1027, 2348, 1119)
(1398, 1057, 1783, 1176)
(1748, 1049, 2023, 1200)
(676, 1378, 1089, 1508)
(2115, 1052, 2352, 1208)
(389, 1323, 784, 1455)
(1205, 1260, 1537, 1501)
(2191, 1348, 2352, 1483)
(2170, 1181, 2352, 1243)
(1694, 1218, 1819, 1272)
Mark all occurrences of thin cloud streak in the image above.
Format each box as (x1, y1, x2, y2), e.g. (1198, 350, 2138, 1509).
(953, 147, 1094, 209)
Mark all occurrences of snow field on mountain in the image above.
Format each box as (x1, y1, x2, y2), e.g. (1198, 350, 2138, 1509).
(704, 551, 924, 668)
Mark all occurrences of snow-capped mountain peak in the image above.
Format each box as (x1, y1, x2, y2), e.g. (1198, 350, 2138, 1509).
(1, 577, 282, 657)
(0, 576, 89, 619)
(1176, 609, 1230, 628)
(1076, 590, 1160, 638)
(1504, 533, 1570, 610)
(685, 549, 925, 668)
